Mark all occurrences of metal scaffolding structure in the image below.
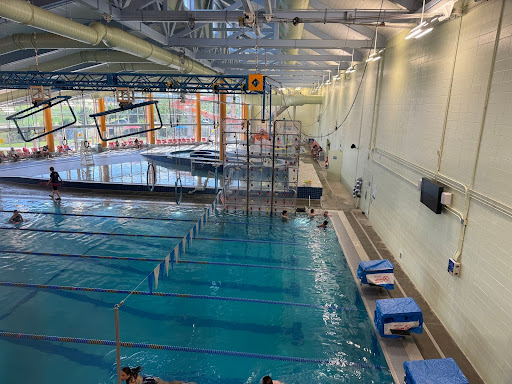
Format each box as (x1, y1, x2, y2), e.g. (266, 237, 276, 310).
(222, 119, 301, 215)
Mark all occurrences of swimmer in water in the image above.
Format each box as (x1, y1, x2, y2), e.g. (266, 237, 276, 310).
(323, 210, 332, 217)
(8, 210, 27, 225)
(262, 376, 283, 384)
(309, 208, 316, 217)
(120, 366, 195, 384)
(281, 210, 289, 220)
(317, 220, 328, 228)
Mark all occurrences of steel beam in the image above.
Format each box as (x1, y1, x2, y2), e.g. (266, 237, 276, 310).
(118, 9, 432, 23)
(0, 70, 264, 94)
(200, 53, 361, 62)
(166, 38, 380, 49)
(216, 63, 342, 70)
(308, 0, 386, 42)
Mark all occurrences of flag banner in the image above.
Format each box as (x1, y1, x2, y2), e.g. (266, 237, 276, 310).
(147, 273, 154, 294)
(154, 264, 160, 290)
(165, 254, 170, 276)
(174, 245, 180, 265)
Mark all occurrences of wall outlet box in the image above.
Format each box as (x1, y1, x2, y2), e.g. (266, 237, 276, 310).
(441, 192, 452, 205)
(448, 258, 460, 276)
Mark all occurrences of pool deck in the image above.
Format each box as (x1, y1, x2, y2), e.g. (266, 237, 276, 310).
(309, 156, 484, 384)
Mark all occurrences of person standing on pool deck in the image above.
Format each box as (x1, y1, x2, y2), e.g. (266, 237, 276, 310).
(48, 167, 63, 200)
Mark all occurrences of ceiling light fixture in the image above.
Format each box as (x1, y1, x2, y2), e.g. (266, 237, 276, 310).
(367, 22, 384, 63)
(405, 0, 436, 40)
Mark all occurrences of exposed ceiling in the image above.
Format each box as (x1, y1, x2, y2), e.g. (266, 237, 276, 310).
(0, 0, 450, 87)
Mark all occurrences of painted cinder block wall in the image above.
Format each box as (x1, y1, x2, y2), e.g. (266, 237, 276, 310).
(305, 0, 512, 382)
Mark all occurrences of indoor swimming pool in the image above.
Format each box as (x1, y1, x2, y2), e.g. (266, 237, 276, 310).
(0, 197, 392, 383)
(33, 161, 219, 188)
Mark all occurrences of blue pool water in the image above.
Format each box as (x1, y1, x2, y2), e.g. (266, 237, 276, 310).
(0, 197, 392, 383)
(34, 161, 218, 188)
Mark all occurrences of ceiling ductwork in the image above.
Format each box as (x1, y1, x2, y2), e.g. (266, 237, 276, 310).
(279, 0, 310, 65)
(17, 51, 150, 72)
(0, 33, 106, 56)
(0, 0, 216, 75)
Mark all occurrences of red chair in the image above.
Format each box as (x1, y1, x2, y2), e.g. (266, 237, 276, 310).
(15, 149, 25, 157)
(201, 138, 207, 142)
(0, 150, 7, 162)
(108, 142, 116, 149)
(64, 145, 71, 152)
(23, 148, 32, 157)
(57, 145, 65, 153)
(186, 138, 192, 143)
(156, 139, 162, 145)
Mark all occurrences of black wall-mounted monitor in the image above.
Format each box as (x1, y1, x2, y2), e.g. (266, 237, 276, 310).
(420, 178, 443, 214)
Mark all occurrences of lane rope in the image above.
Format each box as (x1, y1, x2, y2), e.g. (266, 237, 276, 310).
(0, 250, 326, 273)
(0, 226, 304, 245)
(0, 282, 363, 312)
(0, 330, 389, 370)
(0, 210, 316, 227)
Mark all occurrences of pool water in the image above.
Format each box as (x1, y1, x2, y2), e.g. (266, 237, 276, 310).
(34, 161, 220, 188)
(0, 197, 392, 384)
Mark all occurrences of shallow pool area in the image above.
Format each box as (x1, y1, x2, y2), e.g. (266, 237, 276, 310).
(0, 196, 392, 383)
(33, 161, 219, 188)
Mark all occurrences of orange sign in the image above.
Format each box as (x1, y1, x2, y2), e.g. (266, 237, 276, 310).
(248, 74, 264, 91)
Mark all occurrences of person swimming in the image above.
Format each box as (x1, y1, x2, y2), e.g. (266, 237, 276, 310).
(309, 208, 316, 217)
(120, 366, 195, 384)
(317, 220, 328, 228)
(323, 210, 332, 217)
(8, 210, 25, 225)
(262, 376, 283, 384)
(281, 210, 289, 220)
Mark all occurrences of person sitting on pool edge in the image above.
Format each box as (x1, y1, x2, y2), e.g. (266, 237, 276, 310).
(317, 220, 329, 228)
(8, 210, 27, 225)
(262, 376, 283, 384)
(120, 366, 195, 384)
(281, 210, 289, 220)
(309, 208, 316, 217)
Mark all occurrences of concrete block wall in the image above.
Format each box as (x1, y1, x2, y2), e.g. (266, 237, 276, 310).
(305, 0, 512, 382)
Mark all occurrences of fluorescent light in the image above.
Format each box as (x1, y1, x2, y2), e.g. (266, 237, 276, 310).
(279, 87, 286, 91)
(333, 74, 341, 80)
(372, 56, 382, 62)
(415, 27, 433, 39)
(325, 80, 331, 85)
(410, 21, 427, 33)
(295, 87, 301, 90)
(405, 28, 424, 39)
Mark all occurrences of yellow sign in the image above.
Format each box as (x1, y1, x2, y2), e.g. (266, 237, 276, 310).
(0, 139, 3, 144)
(248, 74, 264, 92)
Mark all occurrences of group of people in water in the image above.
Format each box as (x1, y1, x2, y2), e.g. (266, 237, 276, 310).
(282, 208, 331, 228)
(120, 366, 281, 384)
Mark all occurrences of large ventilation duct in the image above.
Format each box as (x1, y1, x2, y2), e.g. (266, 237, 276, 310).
(0, 0, 216, 75)
(17, 51, 150, 72)
(279, 0, 310, 65)
(0, 33, 107, 56)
